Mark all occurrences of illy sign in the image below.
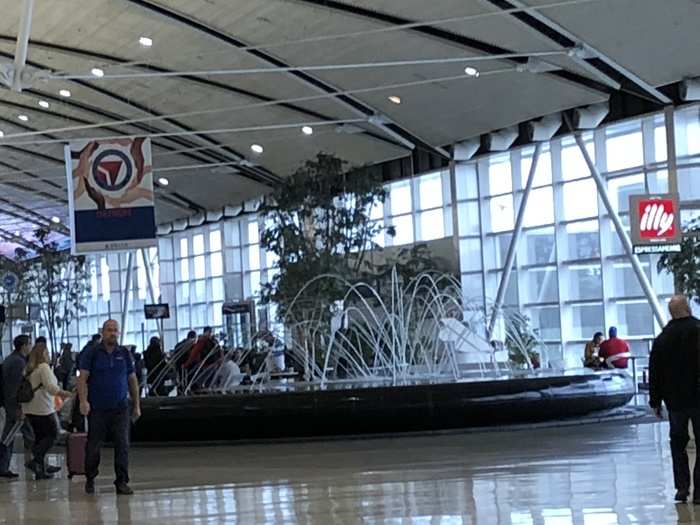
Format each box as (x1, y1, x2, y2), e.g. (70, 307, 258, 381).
(630, 194, 682, 254)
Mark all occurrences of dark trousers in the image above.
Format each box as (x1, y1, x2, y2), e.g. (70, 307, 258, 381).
(668, 408, 700, 492)
(26, 414, 58, 467)
(86, 404, 130, 485)
(0, 408, 34, 473)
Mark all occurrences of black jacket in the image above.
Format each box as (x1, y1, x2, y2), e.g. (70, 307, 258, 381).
(649, 316, 700, 410)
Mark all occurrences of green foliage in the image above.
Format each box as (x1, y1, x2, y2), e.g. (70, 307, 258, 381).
(13, 228, 90, 356)
(504, 312, 540, 368)
(259, 153, 393, 318)
(657, 218, 700, 301)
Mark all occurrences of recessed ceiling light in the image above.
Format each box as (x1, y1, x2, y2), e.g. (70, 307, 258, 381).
(91, 67, 104, 78)
(464, 66, 480, 77)
(157, 177, 169, 186)
(301, 126, 313, 135)
(388, 95, 402, 105)
(38, 100, 50, 109)
(0, 130, 4, 138)
(139, 36, 153, 47)
(251, 144, 264, 154)
(17, 115, 28, 122)
(50, 216, 60, 224)
(59, 89, 71, 98)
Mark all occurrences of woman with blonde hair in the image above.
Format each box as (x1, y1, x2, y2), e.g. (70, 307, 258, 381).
(21, 342, 72, 479)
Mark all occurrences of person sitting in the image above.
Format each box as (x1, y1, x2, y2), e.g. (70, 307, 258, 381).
(583, 332, 604, 368)
(182, 327, 218, 390)
(21, 343, 72, 479)
(212, 351, 244, 393)
(599, 326, 631, 369)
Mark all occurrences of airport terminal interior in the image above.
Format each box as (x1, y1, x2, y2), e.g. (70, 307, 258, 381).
(1, 0, 700, 523)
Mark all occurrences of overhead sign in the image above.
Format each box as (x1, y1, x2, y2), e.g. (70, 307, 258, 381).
(144, 303, 170, 319)
(65, 138, 157, 254)
(629, 193, 682, 254)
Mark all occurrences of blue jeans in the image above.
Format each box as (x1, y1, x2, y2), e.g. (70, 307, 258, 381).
(0, 407, 34, 473)
(668, 408, 700, 493)
(86, 403, 130, 485)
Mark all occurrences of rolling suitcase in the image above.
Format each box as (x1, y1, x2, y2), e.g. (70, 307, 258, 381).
(66, 420, 87, 479)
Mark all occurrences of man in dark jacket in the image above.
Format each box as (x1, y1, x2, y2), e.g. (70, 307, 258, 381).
(649, 295, 700, 503)
(0, 335, 34, 478)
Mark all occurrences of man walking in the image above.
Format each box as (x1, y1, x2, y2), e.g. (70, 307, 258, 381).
(77, 319, 141, 495)
(649, 295, 700, 503)
(0, 335, 34, 478)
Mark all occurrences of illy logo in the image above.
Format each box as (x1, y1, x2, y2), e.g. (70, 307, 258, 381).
(639, 199, 675, 238)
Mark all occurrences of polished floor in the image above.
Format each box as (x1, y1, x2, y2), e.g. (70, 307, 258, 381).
(0, 418, 697, 524)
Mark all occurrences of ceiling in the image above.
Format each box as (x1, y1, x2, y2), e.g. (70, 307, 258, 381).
(0, 0, 699, 255)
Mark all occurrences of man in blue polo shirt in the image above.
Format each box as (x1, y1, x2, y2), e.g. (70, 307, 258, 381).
(77, 319, 141, 495)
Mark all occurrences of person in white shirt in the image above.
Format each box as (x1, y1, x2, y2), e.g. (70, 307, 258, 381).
(213, 351, 244, 393)
(21, 344, 72, 479)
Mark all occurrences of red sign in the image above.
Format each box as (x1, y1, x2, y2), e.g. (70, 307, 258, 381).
(637, 198, 676, 239)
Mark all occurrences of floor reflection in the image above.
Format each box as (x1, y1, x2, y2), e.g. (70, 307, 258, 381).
(0, 420, 694, 523)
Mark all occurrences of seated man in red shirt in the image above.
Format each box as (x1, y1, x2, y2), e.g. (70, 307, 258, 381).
(599, 326, 630, 368)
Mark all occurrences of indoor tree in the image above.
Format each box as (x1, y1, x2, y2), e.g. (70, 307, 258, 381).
(14, 227, 90, 358)
(259, 153, 393, 318)
(657, 218, 700, 301)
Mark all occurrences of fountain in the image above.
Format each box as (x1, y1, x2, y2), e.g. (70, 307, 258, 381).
(133, 270, 634, 442)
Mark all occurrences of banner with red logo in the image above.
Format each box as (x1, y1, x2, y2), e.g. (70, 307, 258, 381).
(65, 138, 157, 254)
(629, 194, 682, 254)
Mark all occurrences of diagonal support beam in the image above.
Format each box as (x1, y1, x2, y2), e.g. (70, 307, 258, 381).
(565, 115, 666, 327)
(488, 142, 542, 337)
(484, 0, 671, 104)
(11, 0, 34, 92)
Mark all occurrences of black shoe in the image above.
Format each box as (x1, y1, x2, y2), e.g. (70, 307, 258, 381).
(46, 465, 60, 474)
(35, 471, 54, 480)
(0, 471, 19, 479)
(25, 461, 40, 476)
(115, 483, 134, 495)
(676, 490, 689, 502)
(85, 479, 95, 495)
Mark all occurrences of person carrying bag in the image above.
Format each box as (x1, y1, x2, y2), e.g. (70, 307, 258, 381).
(20, 343, 72, 480)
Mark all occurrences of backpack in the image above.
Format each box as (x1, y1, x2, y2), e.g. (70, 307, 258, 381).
(17, 372, 42, 404)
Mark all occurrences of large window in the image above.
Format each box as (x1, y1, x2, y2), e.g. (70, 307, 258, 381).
(18, 105, 700, 364)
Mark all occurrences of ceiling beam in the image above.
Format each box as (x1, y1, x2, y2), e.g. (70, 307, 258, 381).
(0, 50, 281, 187)
(0, 96, 253, 177)
(124, 0, 443, 157)
(0, 226, 42, 251)
(481, 0, 671, 105)
(0, 200, 67, 235)
(289, 0, 613, 98)
(0, 35, 405, 150)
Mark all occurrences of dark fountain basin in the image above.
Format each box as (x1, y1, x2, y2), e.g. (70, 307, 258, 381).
(132, 371, 634, 442)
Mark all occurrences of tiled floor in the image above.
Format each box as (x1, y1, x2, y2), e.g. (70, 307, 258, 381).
(0, 418, 696, 524)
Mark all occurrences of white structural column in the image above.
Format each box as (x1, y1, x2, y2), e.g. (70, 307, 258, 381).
(571, 130, 666, 327)
(664, 106, 679, 195)
(119, 252, 135, 345)
(488, 142, 543, 337)
(12, 0, 34, 92)
(141, 248, 164, 342)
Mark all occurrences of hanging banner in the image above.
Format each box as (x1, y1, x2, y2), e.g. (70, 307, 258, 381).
(629, 193, 682, 254)
(65, 138, 157, 254)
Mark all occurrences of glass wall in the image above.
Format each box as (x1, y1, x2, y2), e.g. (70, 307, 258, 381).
(8, 105, 700, 364)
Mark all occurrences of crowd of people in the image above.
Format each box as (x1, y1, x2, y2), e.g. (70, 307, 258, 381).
(0, 320, 139, 495)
